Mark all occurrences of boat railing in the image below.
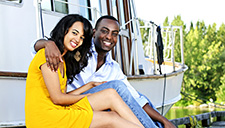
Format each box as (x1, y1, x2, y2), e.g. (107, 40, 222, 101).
(139, 22, 185, 74)
(120, 17, 185, 75)
(120, 17, 140, 75)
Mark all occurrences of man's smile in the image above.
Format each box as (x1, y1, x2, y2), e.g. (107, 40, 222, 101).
(103, 41, 112, 46)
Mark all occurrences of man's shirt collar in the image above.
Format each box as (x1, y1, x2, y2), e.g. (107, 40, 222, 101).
(91, 40, 114, 65)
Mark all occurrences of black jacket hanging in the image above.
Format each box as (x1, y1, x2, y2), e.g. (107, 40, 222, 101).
(155, 26, 164, 74)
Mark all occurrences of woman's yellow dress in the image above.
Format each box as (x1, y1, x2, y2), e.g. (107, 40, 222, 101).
(25, 49, 93, 128)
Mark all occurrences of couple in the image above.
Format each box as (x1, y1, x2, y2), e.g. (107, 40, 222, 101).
(26, 14, 175, 127)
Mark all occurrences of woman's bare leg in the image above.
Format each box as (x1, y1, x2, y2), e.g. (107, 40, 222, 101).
(90, 111, 142, 128)
(87, 88, 144, 127)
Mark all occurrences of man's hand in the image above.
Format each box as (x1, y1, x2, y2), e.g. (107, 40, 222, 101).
(163, 120, 176, 128)
(44, 40, 63, 72)
(143, 103, 176, 128)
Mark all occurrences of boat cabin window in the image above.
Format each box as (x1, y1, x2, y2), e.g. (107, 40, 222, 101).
(41, 0, 92, 20)
(41, 0, 68, 14)
(79, 0, 92, 20)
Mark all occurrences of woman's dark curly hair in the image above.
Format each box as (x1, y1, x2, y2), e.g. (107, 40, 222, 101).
(49, 14, 93, 84)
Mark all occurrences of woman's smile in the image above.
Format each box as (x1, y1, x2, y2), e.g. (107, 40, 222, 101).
(70, 41, 78, 48)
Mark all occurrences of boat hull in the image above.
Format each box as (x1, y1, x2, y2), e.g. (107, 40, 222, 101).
(128, 66, 187, 116)
(0, 66, 187, 126)
(0, 77, 26, 127)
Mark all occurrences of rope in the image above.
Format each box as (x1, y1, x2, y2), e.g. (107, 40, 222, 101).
(161, 74, 166, 115)
(187, 115, 202, 128)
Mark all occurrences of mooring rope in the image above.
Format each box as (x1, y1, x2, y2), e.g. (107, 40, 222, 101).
(161, 74, 167, 115)
(188, 115, 201, 128)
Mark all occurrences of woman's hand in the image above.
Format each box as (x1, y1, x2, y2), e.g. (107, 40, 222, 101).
(87, 81, 107, 87)
(68, 81, 107, 95)
(82, 93, 92, 96)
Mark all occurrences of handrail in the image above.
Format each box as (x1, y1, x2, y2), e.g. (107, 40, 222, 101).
(120, 17, 140, 75)
(140, 24, 185, 74)
(120, 19, 186, 75)
(162, 26, 185, 68)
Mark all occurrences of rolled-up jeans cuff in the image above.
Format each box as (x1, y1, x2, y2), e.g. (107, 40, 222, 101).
(136, 96, 149, 107)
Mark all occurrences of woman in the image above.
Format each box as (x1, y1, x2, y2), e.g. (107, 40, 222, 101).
(25, 14, 144, 128)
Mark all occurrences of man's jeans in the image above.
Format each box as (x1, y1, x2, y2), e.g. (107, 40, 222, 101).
(82, 80, 163, 128)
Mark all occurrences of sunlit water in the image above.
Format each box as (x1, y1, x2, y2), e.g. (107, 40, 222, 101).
(165, 107, 225, 128)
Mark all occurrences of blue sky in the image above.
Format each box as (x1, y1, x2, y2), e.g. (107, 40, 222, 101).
(134, 0, 224, 28)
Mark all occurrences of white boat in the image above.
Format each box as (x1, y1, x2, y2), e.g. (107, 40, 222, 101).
(0, 0, 187, 127)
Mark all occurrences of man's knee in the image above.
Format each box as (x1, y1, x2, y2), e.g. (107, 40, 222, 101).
(106, 80, 127, 90)
(112, 80, 126, 86)
(104, 88, 118, 97)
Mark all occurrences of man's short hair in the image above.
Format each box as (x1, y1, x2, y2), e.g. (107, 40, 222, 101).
(94, 15, 120, 29)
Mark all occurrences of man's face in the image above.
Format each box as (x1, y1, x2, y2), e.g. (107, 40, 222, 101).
(93, 19, 120, 53)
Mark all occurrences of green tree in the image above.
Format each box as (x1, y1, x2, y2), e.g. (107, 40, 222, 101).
(139, 16, 225, 106)
(164, 17, 225, 105)
(215, 23, 225, 102)
(182, 21, 225, 104)
(163, 16, 169, 26)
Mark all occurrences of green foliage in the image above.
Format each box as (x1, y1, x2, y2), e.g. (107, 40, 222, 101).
(163, 16, 169, 26)
(175, 18, 225, 105)
(216, 74, 225, 102)
(139, 16, 225, 106)
(215, 50, 225, 102)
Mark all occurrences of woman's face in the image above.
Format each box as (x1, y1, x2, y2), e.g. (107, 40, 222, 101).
(64, 21, 84, 52)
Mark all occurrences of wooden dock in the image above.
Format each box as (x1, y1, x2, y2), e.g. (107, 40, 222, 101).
(169, 111, 225, 128)
(1, 111, 224, 128)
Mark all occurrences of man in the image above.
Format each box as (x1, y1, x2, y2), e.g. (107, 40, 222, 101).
(32, 15, 175, 128)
